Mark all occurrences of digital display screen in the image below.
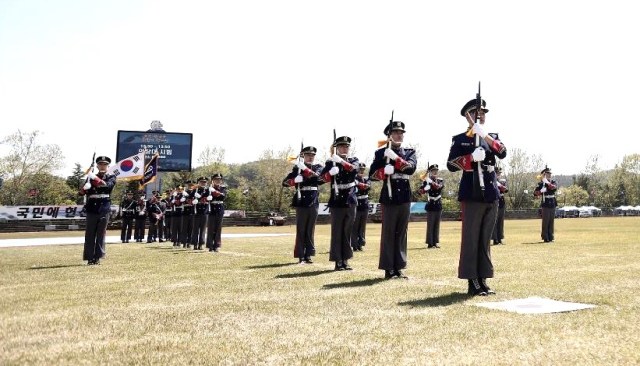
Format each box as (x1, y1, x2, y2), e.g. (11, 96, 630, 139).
(116, 130, 193, 172)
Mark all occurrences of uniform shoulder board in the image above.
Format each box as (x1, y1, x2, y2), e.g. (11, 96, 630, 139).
(375, 145, 386, 152)
(488, 133, 499, 139)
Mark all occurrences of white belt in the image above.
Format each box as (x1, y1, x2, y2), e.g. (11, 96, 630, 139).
(123, 209, 134, 212)
(483, 166, 495, 172)
(300, 186, 318, 191)
(333, 182, 356, 190)
(89, 194, 110, 199)
(391, 173, 410, 180)
(357, 195, 369, 199)
(428, 195, 442, 201)
(210, 201, 224, 205)
(544, 195, 555, 198)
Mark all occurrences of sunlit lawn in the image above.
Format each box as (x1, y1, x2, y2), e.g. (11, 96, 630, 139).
(1, 217, 639, 365)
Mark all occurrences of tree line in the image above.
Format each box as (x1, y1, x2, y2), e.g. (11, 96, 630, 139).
(1, 130, 639, 213)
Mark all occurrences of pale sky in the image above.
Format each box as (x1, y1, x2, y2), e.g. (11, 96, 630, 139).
(1, 0, 638, 177)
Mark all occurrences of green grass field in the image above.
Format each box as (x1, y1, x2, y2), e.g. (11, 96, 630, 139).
(1, 217, 639, 365)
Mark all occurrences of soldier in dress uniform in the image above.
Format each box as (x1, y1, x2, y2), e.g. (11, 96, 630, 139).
(171, 185, 186, 247)
(447, 97, 507, 296)
(206, 174, 227, 252)
(78, 155, 116, 265)
(190, 177, 210, 250)
(320, 136, 359, 271)
(534, 166, 557, 243)
(351, 162, 371, 252)
(146, 195, 163, 243)
(134, 195, 147, 242)
(369, 121, 417, 279)
(155, 191, 166, 243)
(181, 181, 195, 248)
(119, 190, 136, 243)
(418, 164, 445, 248)
(492, 167, 508, 245)
(162, 189, 173, 242)
(282, 146, 325, 264)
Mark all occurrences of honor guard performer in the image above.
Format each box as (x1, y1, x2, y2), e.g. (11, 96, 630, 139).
(171, 185, 186, 247)
(369, 120, 417, 279)
(181, 181, 195, 248)
(191, 177, 210, 250)
(320, 136, 359, 271)
(447, 95, 507, 296)
(146, 195, 163, 243)
(282, 145, 324, 264)
(119, 190, 136, 243)
(534, 166, 557, 243)
(492, 167, 508, 245)
(418, 164, 445, 249)
(162, 189, 173, 242)
(206, 174, 227, 252)
(134, 195, 147, 243)
(352, 162, 371, 252)
(78, 156, 116, 265)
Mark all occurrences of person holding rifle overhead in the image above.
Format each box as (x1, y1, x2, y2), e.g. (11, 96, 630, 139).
(447, 84, 507, 296)
(534, 166, 557, 243)
(78, 155, 116, 265)
(418, 163, 445, 249)
(369, 115, 417, 279)
(320, 135, 359, 271)
(283, 145, 324, 264)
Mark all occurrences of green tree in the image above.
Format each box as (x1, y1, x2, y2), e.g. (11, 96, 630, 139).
(503, 147, 543, 210)
(0, 130, 64, 205)
(562, 185, 590, 207)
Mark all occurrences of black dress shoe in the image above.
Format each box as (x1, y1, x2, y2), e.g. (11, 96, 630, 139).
(342, 261, 353, 270)
(304, 257, 313, 264)
(468, 279, 488, 296)
(87, 259, 95, 265)
(434, 244, 441, 248)
(480, 278, 496, 295)
(209, 248, 214, 252)
(213, 247, 219, 252)
(384, 270, 395, 279)
(395, 270, 408, 279)
(334, 261, 344, 271)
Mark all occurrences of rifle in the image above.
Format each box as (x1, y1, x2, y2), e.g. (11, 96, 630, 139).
(385, 110, 394, 198)
(331, 129, 338, 195)
(471, 82, 485, 198)
(297, 141, 303, 200)
(83, 151, 96, 187)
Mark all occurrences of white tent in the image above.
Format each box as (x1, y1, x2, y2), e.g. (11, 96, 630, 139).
(614, 206, 639, 216)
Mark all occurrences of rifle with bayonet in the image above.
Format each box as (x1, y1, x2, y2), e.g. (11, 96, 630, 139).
(385, 110, 394, 198)
(297, 141, 303, 200)
(467, 82, 485, 199)
(331, 129, 338, 195)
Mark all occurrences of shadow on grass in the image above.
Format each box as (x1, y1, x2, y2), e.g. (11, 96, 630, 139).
(146, 246, 177, 250)
(247, 262, 298, 269)
(521, 241, 546, 245)
(275, 269, 335, 279)
(397, 292, 469, 307)
(322, 278, 386, 289)
(29, 264, 85, 270)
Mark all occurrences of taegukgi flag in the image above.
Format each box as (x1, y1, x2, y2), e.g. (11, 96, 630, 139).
(107, 152, 145, 181)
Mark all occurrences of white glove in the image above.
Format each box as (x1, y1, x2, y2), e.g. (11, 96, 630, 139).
(384, 148, 398, 161)
(194, 192, 201, 198)
(207, 195, 213, 201)
(180, 197, 186, 203)
(192, 199, 198, 205)
(209, 186, 215, 192)
(425, 184, 431, 191)
(471, 147, 485, 162)
(294, 175, 304, 183)
(540, 187, 547, 193)
(138, 211, 145, 216)
(426, 177, 433, 185)
(542, 178, 550, 184)
(83, 182, 91, 190)
(329, 166, 340, 176)
(330, 154, 344, 164)
(171, 199, 175, 204)
(296, 161, 307, 170)
(384, 164, 394, 175)
(472, 123, 487, 138)
(172, 191, 178, 197)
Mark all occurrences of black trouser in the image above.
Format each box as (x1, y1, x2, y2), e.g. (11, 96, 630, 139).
(294, 205, 319, 259)
(492, 206, 505, 242)
(206, 212, 224, 249)
(329, 205, 356, 263)
(83, 212, 110, 261)
(171, 211, 183, 244)
(181, 214, 194, 245)
(191, 214, 207, 246)
(147, 220, 159, 242)
(351, 209, 368, 249)
(134, 217, 146, 241)
(426, 210, 442, 246)
(378, 203, 410, 271)
(164, 215, 172, 241)
(541, 207, 555, 242)
(458, 200, 497, 279)
(120, 217, 133, 242)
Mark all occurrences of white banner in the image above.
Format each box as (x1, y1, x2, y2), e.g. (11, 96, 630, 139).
(0, 205, 86, 220)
